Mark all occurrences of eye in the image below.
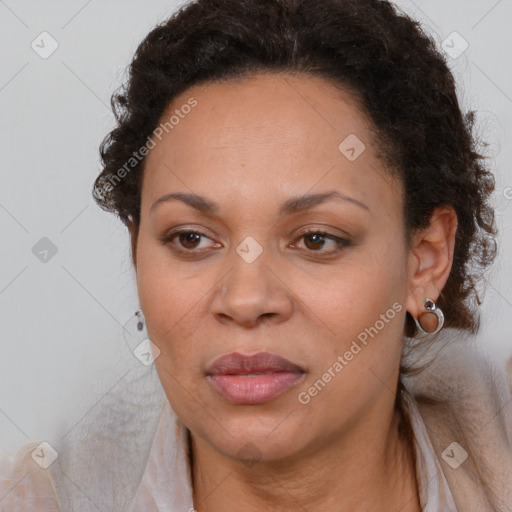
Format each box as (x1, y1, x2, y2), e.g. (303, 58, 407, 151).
(292, 230, 350, 254)
(162, 229, 219, 254)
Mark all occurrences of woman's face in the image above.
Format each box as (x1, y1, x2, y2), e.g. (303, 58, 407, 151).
(134, 72, 412, 463)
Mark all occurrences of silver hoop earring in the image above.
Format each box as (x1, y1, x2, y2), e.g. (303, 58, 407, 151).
(414, 298, 444, 335)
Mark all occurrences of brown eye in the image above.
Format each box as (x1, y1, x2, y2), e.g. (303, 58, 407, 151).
(162, 229, 218, 254)
(177, 231, 202, 250)
(303, 232, 328, 251)
(293, 230, 350, 255)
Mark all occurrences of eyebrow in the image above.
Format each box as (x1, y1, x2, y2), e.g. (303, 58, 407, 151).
(149, 190, 370, 216)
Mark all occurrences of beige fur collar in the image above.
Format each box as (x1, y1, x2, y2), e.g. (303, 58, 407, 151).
(403, 332, 512, 511)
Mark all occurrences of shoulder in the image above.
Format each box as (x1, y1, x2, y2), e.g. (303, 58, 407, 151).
(403, 332, 512, 407)
(402, 332, 512, 510)
(0, 440, 59, 511)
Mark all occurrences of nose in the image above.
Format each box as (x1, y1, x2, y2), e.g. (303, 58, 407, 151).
(210, 251, 294, 328)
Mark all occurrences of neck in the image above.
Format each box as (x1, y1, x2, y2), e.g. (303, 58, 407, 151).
(190, 392, 421, 512)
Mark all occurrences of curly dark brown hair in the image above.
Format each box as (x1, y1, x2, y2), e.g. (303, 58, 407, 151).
(93, 0, 496, 357)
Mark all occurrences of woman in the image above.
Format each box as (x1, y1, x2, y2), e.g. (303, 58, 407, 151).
(1, 0, 511, 510)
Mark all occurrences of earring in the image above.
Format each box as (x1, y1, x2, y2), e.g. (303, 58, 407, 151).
(415, 298, 444, 335)
(135, 309, 145, 332)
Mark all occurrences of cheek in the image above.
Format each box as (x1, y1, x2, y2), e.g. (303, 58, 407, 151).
(295, 245, 408, 334)
(137, 256, 208, 418)
(293, 274, 407, 427)
(135, 238, 205, 362)
(298, 248, 409, 406)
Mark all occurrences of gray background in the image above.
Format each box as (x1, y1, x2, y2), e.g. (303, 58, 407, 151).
(1, 0, 511, 455)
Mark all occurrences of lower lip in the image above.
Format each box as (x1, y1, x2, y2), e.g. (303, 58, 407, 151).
(207, 372, 305, 404)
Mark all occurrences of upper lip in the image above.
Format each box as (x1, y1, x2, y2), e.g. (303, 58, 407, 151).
(206, 351, 305, 376)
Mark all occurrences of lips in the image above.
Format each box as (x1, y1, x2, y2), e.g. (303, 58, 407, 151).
(206, 351, 306, 404)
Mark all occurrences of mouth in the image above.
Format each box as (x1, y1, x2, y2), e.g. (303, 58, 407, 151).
(205, 351, 306, 405)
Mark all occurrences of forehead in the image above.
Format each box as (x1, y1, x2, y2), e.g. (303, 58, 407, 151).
(141, 72, 400, 217)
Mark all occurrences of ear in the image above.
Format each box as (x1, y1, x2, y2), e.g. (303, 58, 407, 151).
(405, 205, 458, 320)
(127, 218, 138, 269)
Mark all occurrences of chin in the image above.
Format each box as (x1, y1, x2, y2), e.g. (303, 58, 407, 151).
(198, 413, 308, 463)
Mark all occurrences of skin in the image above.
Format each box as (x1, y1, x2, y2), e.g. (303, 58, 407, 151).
(129, 71, 457, 511)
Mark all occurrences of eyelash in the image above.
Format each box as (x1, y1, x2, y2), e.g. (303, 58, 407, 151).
(161, 229, 351, 257)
